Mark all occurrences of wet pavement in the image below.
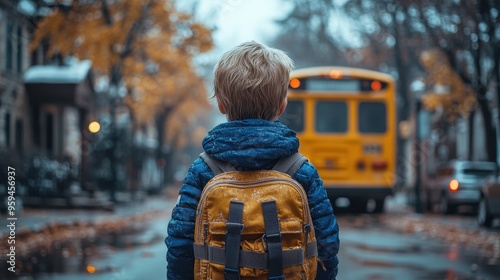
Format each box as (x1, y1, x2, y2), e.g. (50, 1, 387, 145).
(337, 214, 500, 279)
(18, 218, 169, 280)
(1, 193, 175, 280)
(1, 191, 499, 279)
(0, 192, 172, 235)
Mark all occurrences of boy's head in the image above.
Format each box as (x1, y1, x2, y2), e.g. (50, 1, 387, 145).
(213, 41, 294, 121)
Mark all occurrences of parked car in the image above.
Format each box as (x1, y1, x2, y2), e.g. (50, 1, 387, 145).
(425, 160, 497, 214)
(478, 173, 500, 227)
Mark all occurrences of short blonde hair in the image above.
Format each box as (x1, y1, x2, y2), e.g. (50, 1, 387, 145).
(213, 41, 294, 121)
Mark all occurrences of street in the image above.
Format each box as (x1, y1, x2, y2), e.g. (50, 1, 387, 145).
(1, 193, 500, 280)
(337, 212, 500, 279)
(2, 1, 500, 279)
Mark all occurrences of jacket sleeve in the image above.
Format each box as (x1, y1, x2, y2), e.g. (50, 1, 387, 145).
(165, 158, 211, 280)
(293, 161, 340, 279)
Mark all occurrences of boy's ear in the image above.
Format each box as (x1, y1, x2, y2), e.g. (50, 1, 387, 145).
(277, 99, 288, 117)
(217, 100, 226, 114)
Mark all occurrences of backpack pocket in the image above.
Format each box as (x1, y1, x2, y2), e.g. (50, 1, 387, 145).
(201, 219, 307, 278)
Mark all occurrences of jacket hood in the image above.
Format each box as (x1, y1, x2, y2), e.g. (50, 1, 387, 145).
(202, 119, 299, 170)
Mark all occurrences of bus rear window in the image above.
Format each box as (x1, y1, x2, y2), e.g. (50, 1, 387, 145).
(315, 101, 347, 133)
(281, 100, 304, 132)
(359, 102, 387, 133)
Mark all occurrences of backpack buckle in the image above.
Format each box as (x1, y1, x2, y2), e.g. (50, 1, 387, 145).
(226, 222, 244, 234)
(303, 224, 311, 233)
(261, 233, 282, 251)
(265, 233, 282, 243)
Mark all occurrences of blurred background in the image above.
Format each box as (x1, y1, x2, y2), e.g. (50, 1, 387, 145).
(0, 0, 499, 279)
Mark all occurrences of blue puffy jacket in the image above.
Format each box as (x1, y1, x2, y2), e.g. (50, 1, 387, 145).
(166, 119, 340, 279)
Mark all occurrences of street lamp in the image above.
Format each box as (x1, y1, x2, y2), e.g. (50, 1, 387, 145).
(88, 121, 101, 134)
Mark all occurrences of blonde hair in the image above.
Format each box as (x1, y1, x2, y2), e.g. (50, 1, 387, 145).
(213, 41, 294, 121)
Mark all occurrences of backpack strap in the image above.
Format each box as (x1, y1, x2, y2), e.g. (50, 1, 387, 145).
(200, 152, 235, 175)
(262, 200, 284, 279)
(225, 201, 244, 280)
(272, 153, 307, 177)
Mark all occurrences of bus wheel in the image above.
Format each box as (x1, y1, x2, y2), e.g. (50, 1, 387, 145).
(372, 199, 385, 213)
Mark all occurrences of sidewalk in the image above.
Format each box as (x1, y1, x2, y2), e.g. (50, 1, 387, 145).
(0, 190, 178, 236)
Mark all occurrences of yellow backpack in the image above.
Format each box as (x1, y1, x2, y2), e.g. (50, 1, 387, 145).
(194, 153, 318, 280)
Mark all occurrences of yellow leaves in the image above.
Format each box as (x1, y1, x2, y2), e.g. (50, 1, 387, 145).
(419, 48, 476, 122)
(126, 62, 210, 127)
(32, 0, 213, 72)
(31, 11, 72, 56)
(177, 22, 214, 55)
(421, 94, 441, 111)
(32, 0, 214, 140)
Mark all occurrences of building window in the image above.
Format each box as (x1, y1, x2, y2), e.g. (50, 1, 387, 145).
(5, 113, 10, 147)
(6, 19, 14, 72)
(5, 18, 23, 73)
(31, 43, 48, 66)
(17, 24, 23, 74)
(15, 119, 23, 152)
(46, 113, 54, 153)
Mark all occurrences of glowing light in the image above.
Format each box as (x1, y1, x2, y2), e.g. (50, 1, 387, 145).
(88, 121, 100, 134)
(289, 78, 301, 89)
(86, 265, 96, 274)
(371, 80, 382, 91)
(449, 179, 459, 191)
(372, 160, 387, 170)
(329, 70, 343, 79)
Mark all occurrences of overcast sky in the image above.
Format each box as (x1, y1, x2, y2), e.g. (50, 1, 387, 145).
(196, 0, 286, 53)
(186, 0, 289, 126)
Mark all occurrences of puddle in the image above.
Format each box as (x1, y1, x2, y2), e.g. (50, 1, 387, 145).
(0, 223, 164, 279)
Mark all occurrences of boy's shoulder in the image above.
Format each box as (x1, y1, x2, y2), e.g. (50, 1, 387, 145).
(293, 160, 319, 177)
(200, 152, 307, 177)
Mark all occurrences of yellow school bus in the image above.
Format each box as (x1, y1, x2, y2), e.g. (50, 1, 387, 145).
(281, 66, 396, 213)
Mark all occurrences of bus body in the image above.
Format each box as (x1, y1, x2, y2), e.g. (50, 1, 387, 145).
(281, 66, 396, 212)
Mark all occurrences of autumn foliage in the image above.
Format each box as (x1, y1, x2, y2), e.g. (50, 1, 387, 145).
(31, 0, 213, 126)
(419, 48, 477, 122)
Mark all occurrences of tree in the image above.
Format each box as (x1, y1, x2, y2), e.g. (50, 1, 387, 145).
(411, 0, 499, 162)
(163, 96, 211, 183)
(269, 0, 347, 68)
(31, 0, 213, 191)
(274, 0, 500, 163)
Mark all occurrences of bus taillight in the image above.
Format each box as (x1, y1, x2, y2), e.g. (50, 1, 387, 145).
(372, 160, 387, 171)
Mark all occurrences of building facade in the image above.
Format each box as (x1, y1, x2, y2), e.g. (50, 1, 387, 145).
(0, 1, 97, 204)
(0, 0, 31, 158)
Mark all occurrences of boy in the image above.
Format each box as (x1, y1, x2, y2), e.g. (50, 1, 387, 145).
(166, 41, 340, 279)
